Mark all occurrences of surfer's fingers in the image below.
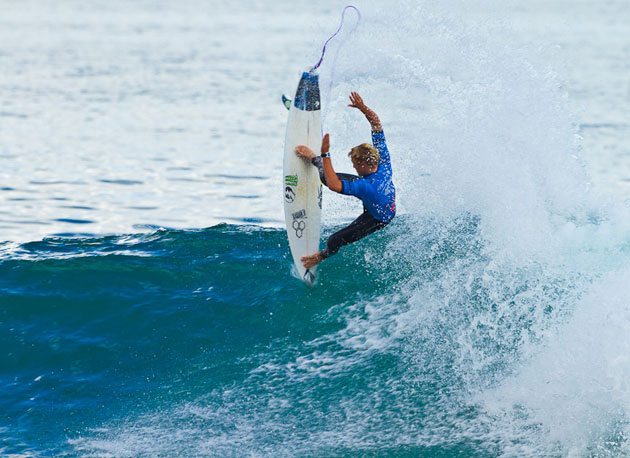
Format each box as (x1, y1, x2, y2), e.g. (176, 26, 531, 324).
(349, 92, 364, 108)
(295, 145, 314, 158)
(321, 133, 330, 153)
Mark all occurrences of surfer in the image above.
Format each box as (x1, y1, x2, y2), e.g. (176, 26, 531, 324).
(295, 91, 395, 268)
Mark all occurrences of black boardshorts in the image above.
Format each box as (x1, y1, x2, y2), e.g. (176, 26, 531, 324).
(321, 210, 390, 259)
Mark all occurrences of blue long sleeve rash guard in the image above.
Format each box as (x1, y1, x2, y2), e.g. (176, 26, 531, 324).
(341, 129, 396, 223)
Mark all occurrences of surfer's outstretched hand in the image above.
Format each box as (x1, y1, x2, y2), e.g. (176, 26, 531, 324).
(301, 251, 324, 269)
(348, 91, 367, 111)
(295, 145, 315, 160)
(349, 91, 382, 130)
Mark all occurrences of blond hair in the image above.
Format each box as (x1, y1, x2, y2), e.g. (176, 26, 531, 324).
(348, 143, 380, 166)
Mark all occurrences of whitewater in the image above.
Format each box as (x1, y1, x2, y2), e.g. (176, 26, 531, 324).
(1, 0, 630, 457)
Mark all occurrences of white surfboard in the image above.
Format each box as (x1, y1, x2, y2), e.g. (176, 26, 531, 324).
(283, 70, 323, 285)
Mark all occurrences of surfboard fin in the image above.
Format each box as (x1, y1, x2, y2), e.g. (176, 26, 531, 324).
(303, 269, 315, 285)
(282, 94, 291, 110)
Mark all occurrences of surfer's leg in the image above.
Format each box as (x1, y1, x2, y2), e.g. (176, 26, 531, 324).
(311, 157, 358, 185)
(321, 211, 388, 259)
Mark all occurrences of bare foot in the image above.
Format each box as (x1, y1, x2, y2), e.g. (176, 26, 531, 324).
(295, 145, 315, 160)
(301, 252, 324, 269)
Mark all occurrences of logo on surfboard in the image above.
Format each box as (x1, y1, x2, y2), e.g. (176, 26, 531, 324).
(285, 175, 298, 203)
(292, 209, 307, 238)
(285, 175, 298, 186)
(284, 186, 296, 203)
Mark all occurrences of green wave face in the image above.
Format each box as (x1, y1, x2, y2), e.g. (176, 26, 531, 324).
(4, 213, 629, 458)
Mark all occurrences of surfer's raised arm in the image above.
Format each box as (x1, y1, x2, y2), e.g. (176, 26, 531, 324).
(348, 91, 382, 131)
(318, 133, 343, 193)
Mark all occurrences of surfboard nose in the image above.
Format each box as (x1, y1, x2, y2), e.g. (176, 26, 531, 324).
(293, 71, 320, 111)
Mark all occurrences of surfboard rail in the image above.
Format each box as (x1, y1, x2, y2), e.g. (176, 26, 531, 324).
(283, 70, 323, 285)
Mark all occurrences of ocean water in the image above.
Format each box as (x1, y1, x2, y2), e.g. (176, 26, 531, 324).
(2, 0, 630, 457)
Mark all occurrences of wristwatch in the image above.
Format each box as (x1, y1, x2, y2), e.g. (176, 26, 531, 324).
(321, 152, 331, 158)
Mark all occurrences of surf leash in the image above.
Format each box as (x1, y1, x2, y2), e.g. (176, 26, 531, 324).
(311, 5, 361, 71)
(312, 6, 361, 128)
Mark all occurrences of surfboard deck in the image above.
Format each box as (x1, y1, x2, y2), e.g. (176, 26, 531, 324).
(283, 70, 323, 285)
